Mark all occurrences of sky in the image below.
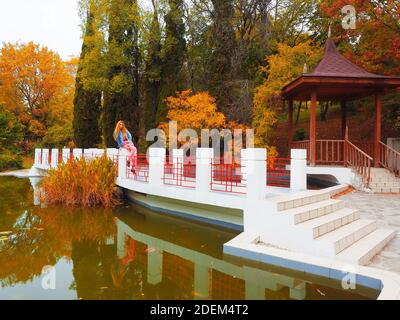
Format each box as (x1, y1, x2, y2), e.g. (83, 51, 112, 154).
(0, 0, 82, 60)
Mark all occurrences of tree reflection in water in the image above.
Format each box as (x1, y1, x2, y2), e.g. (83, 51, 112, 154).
(0, 177, 148, 300)
(0, 177, 379, 300)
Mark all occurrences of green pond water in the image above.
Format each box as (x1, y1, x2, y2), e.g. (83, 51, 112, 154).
(0, 176, 379, 300)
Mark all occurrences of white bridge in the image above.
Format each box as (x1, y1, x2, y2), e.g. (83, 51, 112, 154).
(29, 146, 400, 299)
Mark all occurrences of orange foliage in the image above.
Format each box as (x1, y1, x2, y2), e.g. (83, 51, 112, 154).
(320, 0, 400, 75)
(160, 90, 248, 148)
(0, 42, 70, 114)
(0, 42, 76, 144)
(162, 90, 225, 132)
(40, 156, 120, 208)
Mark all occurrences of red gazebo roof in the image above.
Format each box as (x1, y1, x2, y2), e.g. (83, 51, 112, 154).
(281, 39, 400, 101)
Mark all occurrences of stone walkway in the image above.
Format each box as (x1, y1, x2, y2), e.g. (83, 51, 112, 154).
(340, 191, 400, 275)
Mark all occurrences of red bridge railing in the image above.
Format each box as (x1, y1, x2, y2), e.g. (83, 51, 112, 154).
(126, 154, 149, 182)
(163, 156, 196, 188)
(267, 158, 290, 188)
(210, 158, 246, 194)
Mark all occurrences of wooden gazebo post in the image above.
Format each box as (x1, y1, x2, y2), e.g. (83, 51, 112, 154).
(288, 100, 294, 149)
(341, 100, 347, 140)
(374, 94, 382, 167)
(310, 92, 317, 166)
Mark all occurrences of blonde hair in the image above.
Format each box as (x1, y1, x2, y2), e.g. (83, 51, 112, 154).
(113, 121, 127, 141)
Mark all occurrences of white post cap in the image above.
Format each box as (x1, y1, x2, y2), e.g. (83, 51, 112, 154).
(291, 149, 307, 160)
(241, 148, 267, 161)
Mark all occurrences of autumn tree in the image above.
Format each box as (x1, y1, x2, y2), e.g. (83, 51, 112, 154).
(161, 90, 249, 157)
(253, 41, 322, 146)
(162, 90, 225, 133)
(73, 3, 102, 148)
(43, 58, 77, 147)
(0, 42, 74, 148)
(157, 0, 187, 124)
(317, 0, 400, 75)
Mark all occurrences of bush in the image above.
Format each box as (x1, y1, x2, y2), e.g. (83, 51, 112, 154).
(293, 128, 308, 141)
(40, 156, 120, 208)
(0, 152, 23, 172)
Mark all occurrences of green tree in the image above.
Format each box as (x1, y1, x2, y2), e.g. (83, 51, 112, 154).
(143, 3, 162, 132)
(0, 104, 24, 170)
(207, 0, 237, 120)
(103, 0, 141, 146)
(76, 0, 141, 146)
(73, 4, 102, 148)
(103, 0, 140, 146)
(0, 105, 23, 152)
(157, 0, 187, 124)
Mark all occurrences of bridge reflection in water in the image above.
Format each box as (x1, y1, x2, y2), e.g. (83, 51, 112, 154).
(115, 204, 377, 300)
(17, 177, 376, 300)
(117, 217, 305, 300)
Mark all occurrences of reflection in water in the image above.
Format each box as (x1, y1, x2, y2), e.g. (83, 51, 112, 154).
(0, 176, 379, 300)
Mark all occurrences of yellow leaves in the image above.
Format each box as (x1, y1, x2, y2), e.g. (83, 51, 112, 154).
(28, 120, 47, 138)
(163, 90, 226, 132)
(0, 42, 76, 143)
(253, 41, 323, 147)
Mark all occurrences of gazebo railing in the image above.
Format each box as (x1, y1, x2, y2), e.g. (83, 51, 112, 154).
(353, 141, 374, 158)
(291, 139, 372, 184)
(379, 142, 400, 177)
(316, 140, 345, 164)
(291, 140, 310, 156)
(345, 140, 372, 184)
(291, 140, 344, 165)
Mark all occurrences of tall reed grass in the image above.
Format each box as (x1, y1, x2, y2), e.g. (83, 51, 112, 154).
(40, 156, 120, 207)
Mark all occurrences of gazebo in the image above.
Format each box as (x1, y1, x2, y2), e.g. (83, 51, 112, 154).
(281, 36, 400, 180)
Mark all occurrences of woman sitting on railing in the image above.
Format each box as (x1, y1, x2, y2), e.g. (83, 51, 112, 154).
(113, 120, 137, 173)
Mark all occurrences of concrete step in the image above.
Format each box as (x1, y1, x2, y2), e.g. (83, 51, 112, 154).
(369, 177, 400, 183)
(336, 228, 396, 265)
(370, 171, 396, 179)
(277, 191, 332, 212)
(315, 219, 377, 256)
(369, 182, 400, 188)
(370, 168, 396, 176)
(280, 199, 345, 224)
(371, 187, 400, 194)
(297, 208, 359, 239)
